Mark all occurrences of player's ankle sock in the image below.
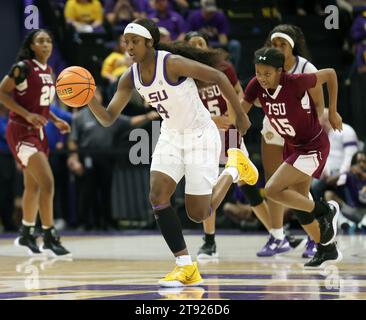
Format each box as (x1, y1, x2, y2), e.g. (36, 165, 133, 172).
(204, 233, 215, 244)
(153, 204, 187, 255)
(22, 220, 35, 227)
(176, 255, 193, 266)
(221, 167, 239, 183)
(270, 228, 285, 240)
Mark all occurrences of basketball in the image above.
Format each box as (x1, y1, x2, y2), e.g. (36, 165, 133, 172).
(56, 66, 96, 108)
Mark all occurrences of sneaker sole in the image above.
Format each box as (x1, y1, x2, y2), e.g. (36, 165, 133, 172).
(14, 237, 43, 256)
(303, 248, 343, 269)
(197, 252, 219, 260)
(322, 200, 340, 246)
(40, 246, 72, 258)
(158, 279, 204, 288)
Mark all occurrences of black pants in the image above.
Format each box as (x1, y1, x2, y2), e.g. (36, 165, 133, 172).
(0, 153, 16, 230)
(75, 155, 114, 229)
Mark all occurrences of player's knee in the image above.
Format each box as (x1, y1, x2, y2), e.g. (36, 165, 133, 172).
(186, 207, 208, 223)
(264, 181, 279, 201)
(149, 187, 171, 207)
(40, 175, 54, 194)
(24, 183, 40, 195)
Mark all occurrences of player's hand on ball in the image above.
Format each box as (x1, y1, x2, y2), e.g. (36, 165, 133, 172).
(54, 119, 71, 134)
(329, 111, 343, 132)
(25, 113, 47, 128)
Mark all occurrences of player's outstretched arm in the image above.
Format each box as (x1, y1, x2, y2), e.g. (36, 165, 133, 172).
(315, 69, 342, 131)
(88, 69, 134, 127)
(166, 55, 251, 136)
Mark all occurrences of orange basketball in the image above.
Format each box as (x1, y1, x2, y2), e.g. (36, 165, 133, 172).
(56, 66, 96, 108)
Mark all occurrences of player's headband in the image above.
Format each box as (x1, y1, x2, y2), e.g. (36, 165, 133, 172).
(270, 32, 295, 48)
(254, 49, 284, 69)
(124, 23, 152, 39)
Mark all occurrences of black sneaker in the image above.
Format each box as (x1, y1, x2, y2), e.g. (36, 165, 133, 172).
(14, 225, 41, 255)
(304, 242, 342, 269)
(317, 200, 340, 245)
(197, 240, 218, 260)
(40, 227, 71, 257)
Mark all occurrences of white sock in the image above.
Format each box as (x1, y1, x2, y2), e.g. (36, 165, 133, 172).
(176, 255, 193, 266)
(221, 167, 239, 183)
(270, 228, 285, 240)
(42, 225, 53, 230)
(22, 220, 35, 227)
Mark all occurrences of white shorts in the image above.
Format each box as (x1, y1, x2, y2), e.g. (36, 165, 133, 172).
(261, 116, 285, 146)
(151, 121, 221, 195)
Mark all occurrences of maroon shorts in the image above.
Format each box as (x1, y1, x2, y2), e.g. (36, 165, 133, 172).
(6, 120, 49, 168)
(283, 130, 330, 179)
(219, 128, 243, 164)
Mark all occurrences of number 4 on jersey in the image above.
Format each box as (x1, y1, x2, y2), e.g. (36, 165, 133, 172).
(157, 103, 170, 119)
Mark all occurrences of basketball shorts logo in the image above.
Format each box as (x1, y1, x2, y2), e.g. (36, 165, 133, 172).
(265, 132, 274, 141)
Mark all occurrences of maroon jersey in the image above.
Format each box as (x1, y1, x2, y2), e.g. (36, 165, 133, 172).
(11, 59, 54, 126)
(245, 72, 330, 178)
(198, 62, 241, 155)
(244, 72, 321, 146)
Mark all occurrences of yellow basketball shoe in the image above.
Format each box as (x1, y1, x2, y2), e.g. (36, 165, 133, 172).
(158, 262, 204, 287)
(226, 148, 259, 185)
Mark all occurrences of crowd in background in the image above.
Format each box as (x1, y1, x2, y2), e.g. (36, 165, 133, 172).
(1, 0, 366, 233)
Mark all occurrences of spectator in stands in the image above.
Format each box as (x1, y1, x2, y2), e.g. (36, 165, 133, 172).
(149, 0, 187, 41)
(68, 87, 158, 230)
(324, 151, 366, 229)
(0, 104, 17, 232)
(351, 9, 366, 73)
(105, 0, 137, 31)
(186, 0, 242, 69)
(64, 0, 104, 33)
(311, 108, 359, 201)
(45, 102, 72, 230)
(101, 34, 132, 102)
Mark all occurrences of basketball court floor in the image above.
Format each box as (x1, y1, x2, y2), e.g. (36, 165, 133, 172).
(0, 231, 365, 300)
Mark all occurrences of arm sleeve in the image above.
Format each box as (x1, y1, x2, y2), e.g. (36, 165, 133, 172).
(243, 77, 259, 104)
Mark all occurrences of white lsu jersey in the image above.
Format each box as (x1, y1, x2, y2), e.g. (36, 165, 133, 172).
(262, 55, 318, 146)
(131, 50, 211, 131)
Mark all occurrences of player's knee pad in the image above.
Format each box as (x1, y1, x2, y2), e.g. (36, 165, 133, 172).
(294, 210, 315, 225)
(240, 184, 263, 207)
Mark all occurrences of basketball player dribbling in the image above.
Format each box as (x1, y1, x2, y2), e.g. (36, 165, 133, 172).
(184, 31, 271, 260)
(87, 18, 259, 286)
(0, 29, 71, 257)
(242, 47, 343, 268)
